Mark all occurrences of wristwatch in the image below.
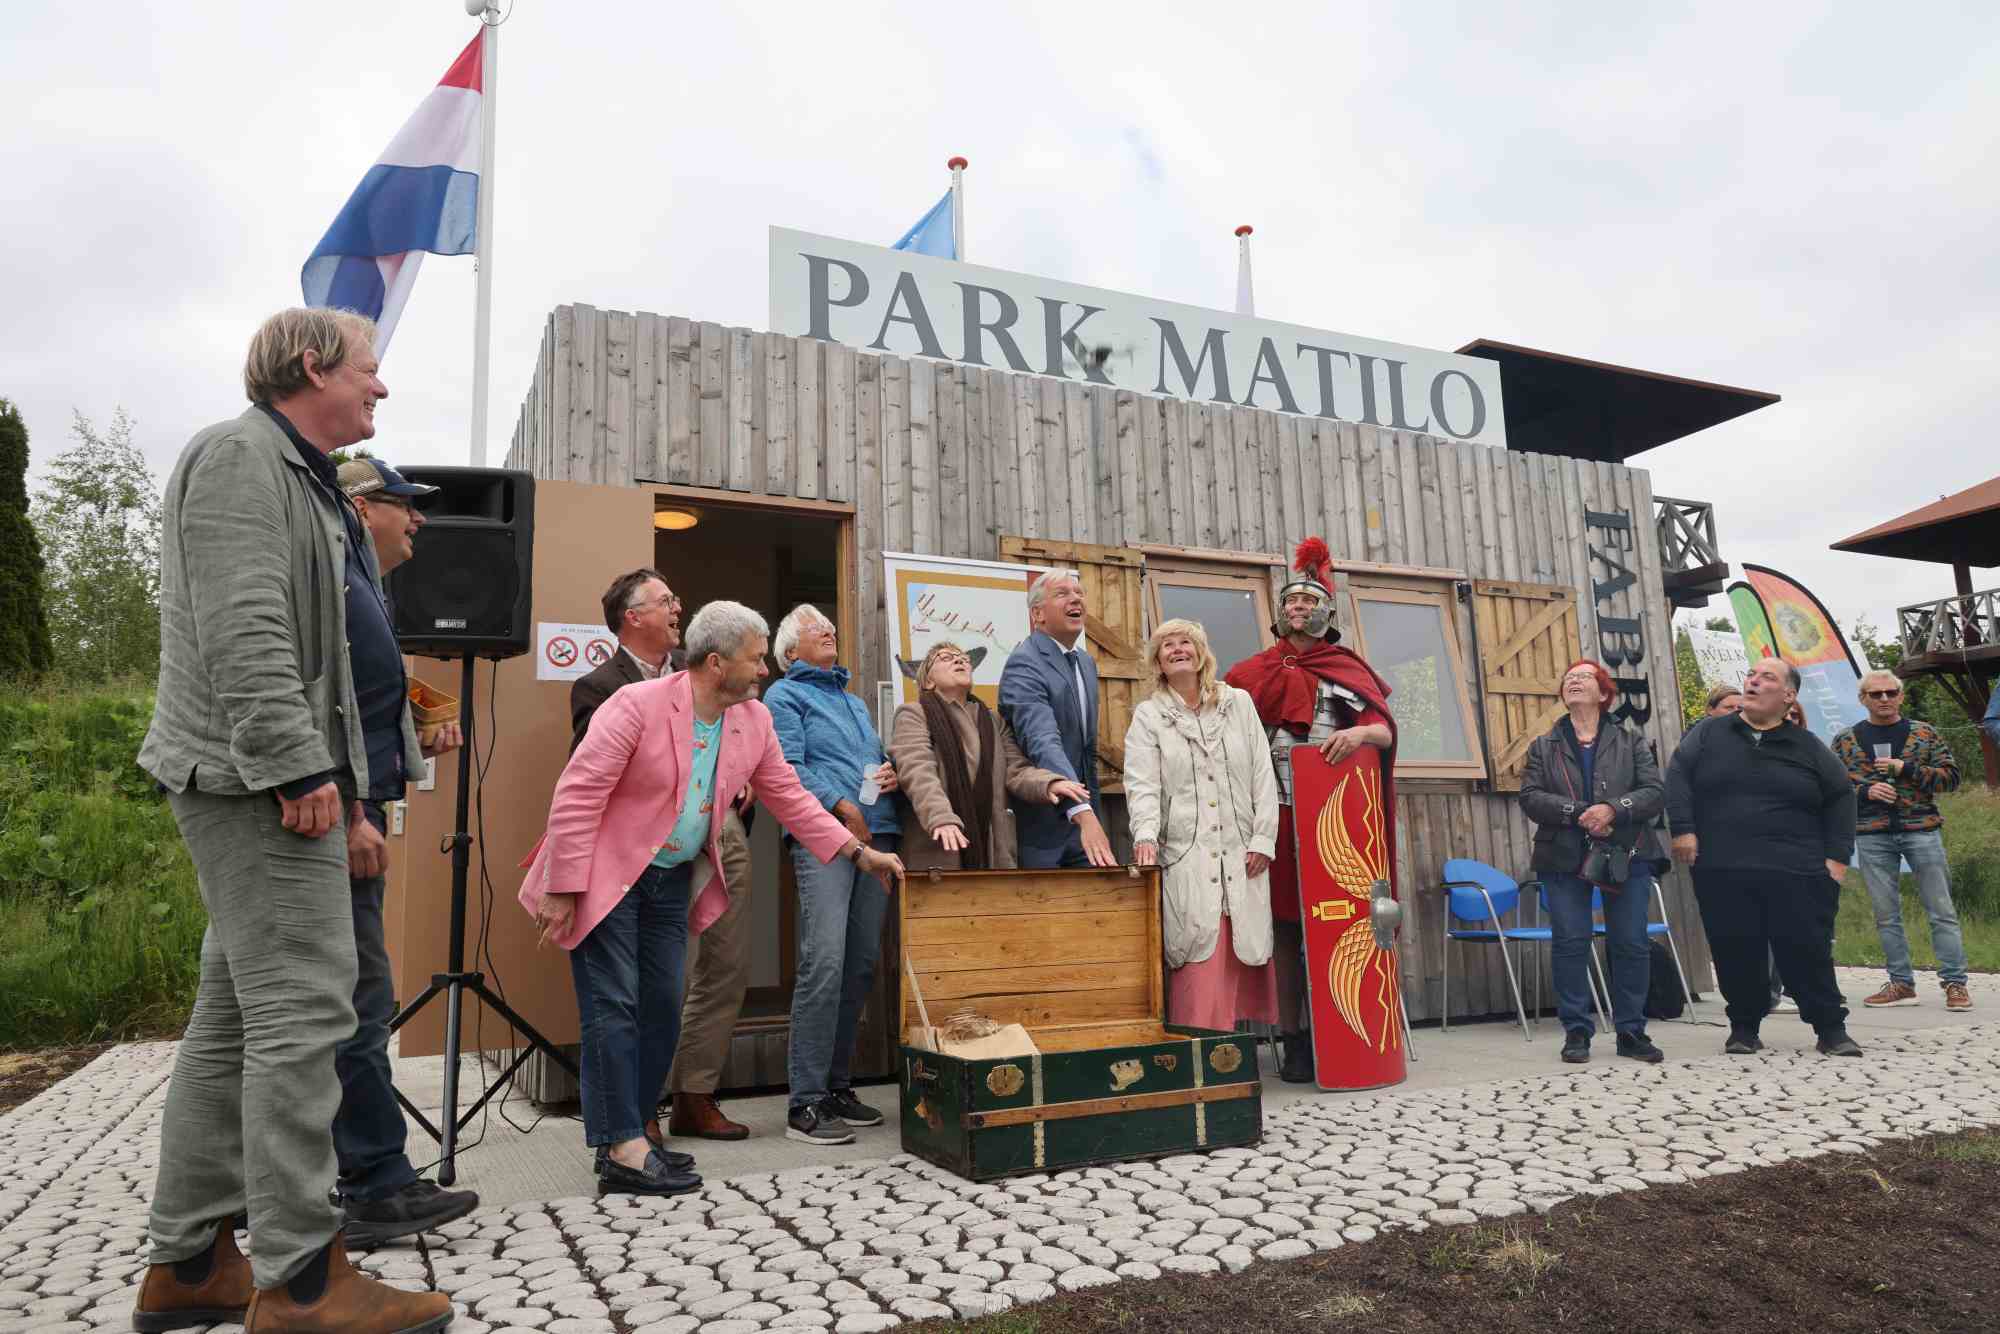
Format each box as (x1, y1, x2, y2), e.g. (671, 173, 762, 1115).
(847, 840, 865, 864)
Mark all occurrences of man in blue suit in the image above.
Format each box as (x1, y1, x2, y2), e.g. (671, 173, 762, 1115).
(999, 571, 1119, 869)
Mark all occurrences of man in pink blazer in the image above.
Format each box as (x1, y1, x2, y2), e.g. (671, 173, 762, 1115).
(521, 601, 905, 1195)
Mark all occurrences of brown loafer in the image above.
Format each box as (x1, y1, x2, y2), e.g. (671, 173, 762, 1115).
(245, 1233, 452, 1333)
(133, 1222, 253, 1331)
(668, 1091, 750, 1141)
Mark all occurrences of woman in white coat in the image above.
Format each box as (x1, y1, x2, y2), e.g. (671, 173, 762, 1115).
(1126, 618, 1281, 1030)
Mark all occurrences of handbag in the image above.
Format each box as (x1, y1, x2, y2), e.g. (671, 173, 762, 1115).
(1581, 838, 1631, 892)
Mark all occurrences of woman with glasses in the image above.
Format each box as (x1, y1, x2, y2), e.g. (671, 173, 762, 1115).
(887, 641, 1091, 871)
(1518, 658, 1668, 1065)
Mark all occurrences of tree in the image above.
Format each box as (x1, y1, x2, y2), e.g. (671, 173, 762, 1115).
(30, 410, 162, 682)
(0, 399, 54, 678)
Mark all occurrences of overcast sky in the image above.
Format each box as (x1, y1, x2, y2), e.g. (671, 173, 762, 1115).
(7, 2, 1995, 642)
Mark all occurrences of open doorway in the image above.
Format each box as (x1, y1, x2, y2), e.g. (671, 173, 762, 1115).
(648, 487, 857, 1090)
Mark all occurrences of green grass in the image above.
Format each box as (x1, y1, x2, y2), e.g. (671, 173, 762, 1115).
(0, 680, 206, 1049)
(1833, 787, 2000, 974)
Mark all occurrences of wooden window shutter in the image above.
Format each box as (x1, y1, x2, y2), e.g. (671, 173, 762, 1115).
(1471, 579, 1582, 793)
(998, 536, 1145, 794)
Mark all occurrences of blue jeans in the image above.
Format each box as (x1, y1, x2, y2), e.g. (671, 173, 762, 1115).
(1856, 830, 1966, 986)
(568, 862, 691, 1147)
(1542, 870, 1651, 1037)
(787, 835, 896, 1110)
(331, 804, 419, 1201)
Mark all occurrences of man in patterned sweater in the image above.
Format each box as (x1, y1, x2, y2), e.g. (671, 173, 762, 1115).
(1829, 670, 1971, 1011)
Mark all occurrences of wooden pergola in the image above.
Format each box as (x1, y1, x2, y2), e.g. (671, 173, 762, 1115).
(1832, 475, 2000, 787)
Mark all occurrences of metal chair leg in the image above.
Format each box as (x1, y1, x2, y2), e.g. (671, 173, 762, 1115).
(1587, 943, 1612, 1031)
(1440, 908, 1452, 1034)
(1653, 879, 1698, 1024)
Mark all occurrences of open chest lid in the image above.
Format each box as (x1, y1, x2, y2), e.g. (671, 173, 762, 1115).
(898, 865, 1166, 1053)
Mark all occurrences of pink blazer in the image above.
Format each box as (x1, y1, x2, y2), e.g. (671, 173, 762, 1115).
(518, 672, 853, 950)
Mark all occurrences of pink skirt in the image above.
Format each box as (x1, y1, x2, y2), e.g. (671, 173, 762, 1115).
(1168, 914, 1278, 1030)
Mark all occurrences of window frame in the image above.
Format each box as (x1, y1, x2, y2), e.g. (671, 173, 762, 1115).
(1140, 548, 1280, 673)
(1338, 575, 1488, 782)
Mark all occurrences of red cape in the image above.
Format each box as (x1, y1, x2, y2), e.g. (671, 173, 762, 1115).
(1226, 640, 1400, 916)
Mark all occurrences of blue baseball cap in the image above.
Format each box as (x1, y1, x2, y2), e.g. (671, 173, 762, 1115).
(336, 458, 440, 508)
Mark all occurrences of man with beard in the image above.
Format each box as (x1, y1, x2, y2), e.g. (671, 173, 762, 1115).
(1223, 538, 1396, 1083)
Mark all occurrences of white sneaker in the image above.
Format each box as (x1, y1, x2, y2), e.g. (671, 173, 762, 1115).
(1771, 995, 1799, 1013)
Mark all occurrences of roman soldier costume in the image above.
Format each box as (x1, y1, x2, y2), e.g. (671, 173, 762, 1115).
(1223, 537, 1398, 1083)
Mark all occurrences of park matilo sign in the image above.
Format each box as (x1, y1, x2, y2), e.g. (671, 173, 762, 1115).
(769, 226, 1507, 447)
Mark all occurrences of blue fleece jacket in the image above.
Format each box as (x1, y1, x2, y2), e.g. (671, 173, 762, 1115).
(763, 661, 901, 836)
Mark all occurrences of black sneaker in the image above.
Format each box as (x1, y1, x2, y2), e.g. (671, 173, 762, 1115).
(821, 1089, 883, 1128)
(787, 1102, 856, 1146)
(1560, 1029, 1591, 1064)
(340, 1179, 480, 1248)
(1723, 1029, 1764, 1055)
(597, 1147, 701, 1197)
(1616, 1032, 1664, 1064)
(1816, 1030, 1864, 1058)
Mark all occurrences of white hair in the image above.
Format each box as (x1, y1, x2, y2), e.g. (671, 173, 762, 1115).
(1027, 569, 1081, 612)
(684, 600, 768, 668)
(772, 603, 834, 666)
(1857, 669, 1901, 697)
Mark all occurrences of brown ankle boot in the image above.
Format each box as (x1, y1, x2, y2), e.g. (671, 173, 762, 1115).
(133, 1222, 254, 1331)
(245, 1233, 452, 1333)
(669, 1091, 750, 1141)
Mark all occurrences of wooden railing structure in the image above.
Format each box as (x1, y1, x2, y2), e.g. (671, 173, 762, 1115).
(1654, 496, 1727, 609)
(1894, 586, 2000, 788)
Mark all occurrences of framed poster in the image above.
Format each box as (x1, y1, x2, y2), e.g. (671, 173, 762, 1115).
(881, 552, 1053, 708)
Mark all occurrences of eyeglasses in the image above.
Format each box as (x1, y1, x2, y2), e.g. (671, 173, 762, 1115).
(1864, 689, 1901, 700)
(629, 594, 680, 614)
(932, 653, 971, 667)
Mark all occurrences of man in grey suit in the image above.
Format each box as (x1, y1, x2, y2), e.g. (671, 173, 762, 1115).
(999, 570, 1117, 869)
(131, 308, 450, 1333)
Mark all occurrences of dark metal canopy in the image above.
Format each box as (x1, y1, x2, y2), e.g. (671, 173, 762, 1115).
(1456, 339, 1780, 463)
(1829, 475, 2000, 568)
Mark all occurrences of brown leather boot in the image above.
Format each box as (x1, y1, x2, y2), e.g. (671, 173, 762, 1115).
(245, 1233, 452, 1333)
(133, 1222, 254, 1331)
(668, 1091, 750, 1141)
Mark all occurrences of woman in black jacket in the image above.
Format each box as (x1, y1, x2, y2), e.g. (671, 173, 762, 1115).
(1519, 659, 1667, 1065)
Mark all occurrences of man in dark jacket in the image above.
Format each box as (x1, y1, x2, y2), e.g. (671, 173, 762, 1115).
(1667, 657, 1862, 1057)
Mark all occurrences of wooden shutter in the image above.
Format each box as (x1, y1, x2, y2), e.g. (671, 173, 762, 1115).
(1472, 579, 1583, 792)
(999, 536, 1145, 794)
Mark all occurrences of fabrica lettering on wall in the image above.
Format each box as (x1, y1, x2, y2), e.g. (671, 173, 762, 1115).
(769, 226, 1507, 447)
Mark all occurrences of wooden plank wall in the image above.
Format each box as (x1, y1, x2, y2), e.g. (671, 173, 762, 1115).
(507, 305, 1706, 1022)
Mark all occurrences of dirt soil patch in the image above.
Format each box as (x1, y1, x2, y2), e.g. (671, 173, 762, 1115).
(914, 1130, 2000, 1334)
(0, 1043, 112, 1116)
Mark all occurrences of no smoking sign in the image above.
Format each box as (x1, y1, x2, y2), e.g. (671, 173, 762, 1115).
(535, 621, 607, 682)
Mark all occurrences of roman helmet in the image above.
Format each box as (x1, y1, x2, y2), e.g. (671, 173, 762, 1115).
(1275, 536, 1340, 642)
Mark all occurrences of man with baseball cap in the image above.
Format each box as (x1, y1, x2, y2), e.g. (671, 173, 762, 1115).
(328, 454, 477, 1246)
(337, 457, 438, 577)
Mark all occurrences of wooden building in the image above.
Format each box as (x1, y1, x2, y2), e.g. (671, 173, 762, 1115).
(375, 302, 1758, 1095)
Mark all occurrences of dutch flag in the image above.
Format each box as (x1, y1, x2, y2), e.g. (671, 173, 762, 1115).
(301, 32, 483, 354)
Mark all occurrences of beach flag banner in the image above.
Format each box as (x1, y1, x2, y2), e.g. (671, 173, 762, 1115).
(1726, 564, 1866, 743)
(302, 32, 483, 354)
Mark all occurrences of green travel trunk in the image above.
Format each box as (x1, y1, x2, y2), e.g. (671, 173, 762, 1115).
(896, 865, 1263, 1182)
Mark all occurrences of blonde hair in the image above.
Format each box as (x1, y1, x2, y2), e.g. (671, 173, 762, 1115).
(243, 307, 377, 404)
(1148, 618, 1219, 705)
(1703, 681, 1742, 710)
(1857, 669, 1902, 698)
(916, 640, 971, 692)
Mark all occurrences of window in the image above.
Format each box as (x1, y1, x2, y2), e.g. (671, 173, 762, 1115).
(1144, 553, 1277, 679)
(1341, 578, 1486, 781)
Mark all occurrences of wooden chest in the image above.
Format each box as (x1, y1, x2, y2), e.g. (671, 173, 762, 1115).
(895, 865, 1262, 1181)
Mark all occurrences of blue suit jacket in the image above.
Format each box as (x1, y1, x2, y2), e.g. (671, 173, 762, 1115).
(999, 631, 1102, 865)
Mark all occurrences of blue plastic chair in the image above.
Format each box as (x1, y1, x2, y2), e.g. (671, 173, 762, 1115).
(1438, 859, 1540, 1042)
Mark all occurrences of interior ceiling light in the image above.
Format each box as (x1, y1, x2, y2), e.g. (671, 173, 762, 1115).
(654, 509, 699, 531)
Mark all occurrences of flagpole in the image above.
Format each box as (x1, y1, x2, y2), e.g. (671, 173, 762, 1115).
(948, 155, 967, 261)
(1234, 224, 1255, 318)
(468, 2, 500, 466)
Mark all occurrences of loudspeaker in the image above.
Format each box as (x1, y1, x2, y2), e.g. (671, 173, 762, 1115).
(386, 467, 534, 660)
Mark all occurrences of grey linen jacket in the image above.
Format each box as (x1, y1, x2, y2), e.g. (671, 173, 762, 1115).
(139, 407, 423, 798)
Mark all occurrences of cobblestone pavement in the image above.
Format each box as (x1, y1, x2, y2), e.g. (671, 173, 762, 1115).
(3, 1021, 1997, 1333)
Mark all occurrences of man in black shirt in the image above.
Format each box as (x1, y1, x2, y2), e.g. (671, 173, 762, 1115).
(1666, 657, 1862, 1057)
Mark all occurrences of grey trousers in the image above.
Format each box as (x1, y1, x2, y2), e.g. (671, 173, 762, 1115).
(148, 787, 357, 1289)
(668, 809, 752, 1096)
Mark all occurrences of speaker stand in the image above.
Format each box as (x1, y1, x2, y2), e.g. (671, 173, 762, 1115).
(388, 653, 578, 1186)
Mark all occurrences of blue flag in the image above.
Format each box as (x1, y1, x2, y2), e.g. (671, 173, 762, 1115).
(891, 190, 956, 258)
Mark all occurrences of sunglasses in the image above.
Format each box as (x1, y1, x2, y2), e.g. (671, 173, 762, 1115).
(1864, 689, 1901, 700)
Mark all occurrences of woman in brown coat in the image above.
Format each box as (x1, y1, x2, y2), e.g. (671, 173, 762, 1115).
(888, 641, 1092, 871)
